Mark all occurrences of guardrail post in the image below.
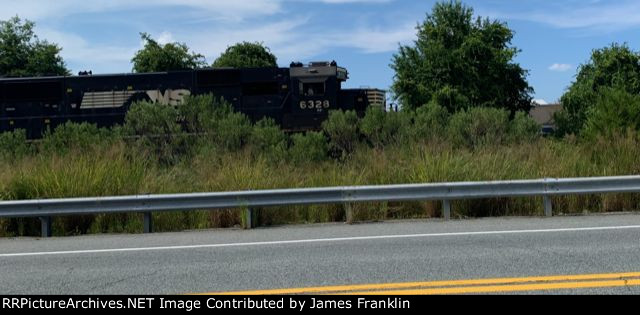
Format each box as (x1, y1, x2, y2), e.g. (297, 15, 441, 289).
(143, 212, 153, 233)
(39, 216, 52, 238)
(543, 196, 553, 217)
(243, 208, 254, 229)
(345, 203, 354, 224)
(442, 200, 451, 220)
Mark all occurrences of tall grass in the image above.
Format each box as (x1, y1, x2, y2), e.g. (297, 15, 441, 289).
(2, 132, 639, 237)
(1, 103, 639, 236)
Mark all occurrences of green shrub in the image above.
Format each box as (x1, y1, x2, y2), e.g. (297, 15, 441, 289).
(124, 101, 182, 136)
(179, 94, 233, 133)
(41, 122, 113, 154)
(322, 110, 359, 156)
(179, 95, 251, 152)
(0, 129, 31, 160)
(179, 94, 214, 133)
(123, 101, 187, 163)
(289, 131, 328, 164)
(508, 111, 541, 143)
(210, 112, 252, 151)
(250, 118, 286, 149)
(386, 110, 412, 144)
(250, 118, 287, 161)
(583, 87, 640, 139)
(412, 101, 450, 139)
(447, 107, 510, 148)
(360, 107, 411, 147)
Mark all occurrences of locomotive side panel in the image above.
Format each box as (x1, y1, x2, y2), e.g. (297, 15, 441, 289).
(0, 62, 378, 138)
(195, 69, 243, 111)
(0, 78, 64, 138)
(239, 68, 290, 126)
(64, 71, 193, 130)
(338, 88, 369, 116)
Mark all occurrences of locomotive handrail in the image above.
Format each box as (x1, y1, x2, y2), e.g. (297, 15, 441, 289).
(1, 175, 640, 237)
(279, 90, 292, 110)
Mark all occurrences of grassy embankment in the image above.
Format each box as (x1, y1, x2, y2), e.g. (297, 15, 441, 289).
(1, 134, 639, 236)
(1, 98, 638, 236)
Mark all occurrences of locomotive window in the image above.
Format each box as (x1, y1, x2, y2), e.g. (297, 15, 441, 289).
(301, 82, 325, 96)
(243, 82, 279, 96)
(5, 81, 62, 101)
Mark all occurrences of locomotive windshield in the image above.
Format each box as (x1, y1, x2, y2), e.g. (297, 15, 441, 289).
(301, 82, 325, 96)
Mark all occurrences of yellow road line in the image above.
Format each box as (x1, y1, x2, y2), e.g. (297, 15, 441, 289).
(198, 271, 640, 295)
(346, 279, 640, 295)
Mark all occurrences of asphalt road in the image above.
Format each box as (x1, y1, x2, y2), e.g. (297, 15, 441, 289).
(1, 213, 640, 295)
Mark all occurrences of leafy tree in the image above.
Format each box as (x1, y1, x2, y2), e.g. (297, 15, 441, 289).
(582, 87, 640, 139)
(213, 42, 277, 68)
(555, 43, 640, 136)
(0, 16, 69, 77)
(131, 33, 206, 73)
(391, 1, 532, 113)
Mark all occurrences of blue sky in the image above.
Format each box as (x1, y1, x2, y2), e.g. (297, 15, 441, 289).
(2, 0, 639, 103)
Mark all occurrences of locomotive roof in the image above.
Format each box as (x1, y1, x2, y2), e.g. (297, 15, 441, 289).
(0, 62, 348, 83)
(0, 67, 286, 82)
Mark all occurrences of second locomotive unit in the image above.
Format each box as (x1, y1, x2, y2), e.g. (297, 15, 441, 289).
(0, 61, 386, 138)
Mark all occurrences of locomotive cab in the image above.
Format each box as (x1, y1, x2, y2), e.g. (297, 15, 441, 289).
(285, 61, 347, 130)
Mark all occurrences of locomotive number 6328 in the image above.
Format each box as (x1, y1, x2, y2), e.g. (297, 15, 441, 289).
(300, 100, 330, 110)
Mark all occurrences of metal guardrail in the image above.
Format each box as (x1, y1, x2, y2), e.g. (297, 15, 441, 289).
(1, 176, 640, 237)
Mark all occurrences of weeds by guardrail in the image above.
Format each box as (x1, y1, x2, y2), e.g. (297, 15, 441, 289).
(1, 175, 639, 237)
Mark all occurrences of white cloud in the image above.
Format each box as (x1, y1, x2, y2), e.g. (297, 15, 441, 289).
(174, 18, 414, 65)
(156, 32, 174, 45)
(37, 28, 139, 73)
(0, 0, 282, 21)
(183, 19, 312, 64)
(548, 63, 572, 72)
(319, 0, 393, 3)
(3, 0, 414, 73)
(488, 0, 640, 32)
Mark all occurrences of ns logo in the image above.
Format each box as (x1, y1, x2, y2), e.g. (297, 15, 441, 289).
(79, 89, 192, 109)
(146, 89, 191, 106)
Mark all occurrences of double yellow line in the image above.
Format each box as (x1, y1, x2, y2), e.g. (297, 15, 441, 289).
(204, 272, 640, 295)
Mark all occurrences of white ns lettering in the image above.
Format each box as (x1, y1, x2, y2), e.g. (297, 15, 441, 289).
(147, 89, 191, 106)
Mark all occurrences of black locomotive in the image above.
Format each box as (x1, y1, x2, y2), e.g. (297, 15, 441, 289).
(0, 61, 385, 139)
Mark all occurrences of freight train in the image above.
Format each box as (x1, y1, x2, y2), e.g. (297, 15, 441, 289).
(0, 61, 386, 138)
